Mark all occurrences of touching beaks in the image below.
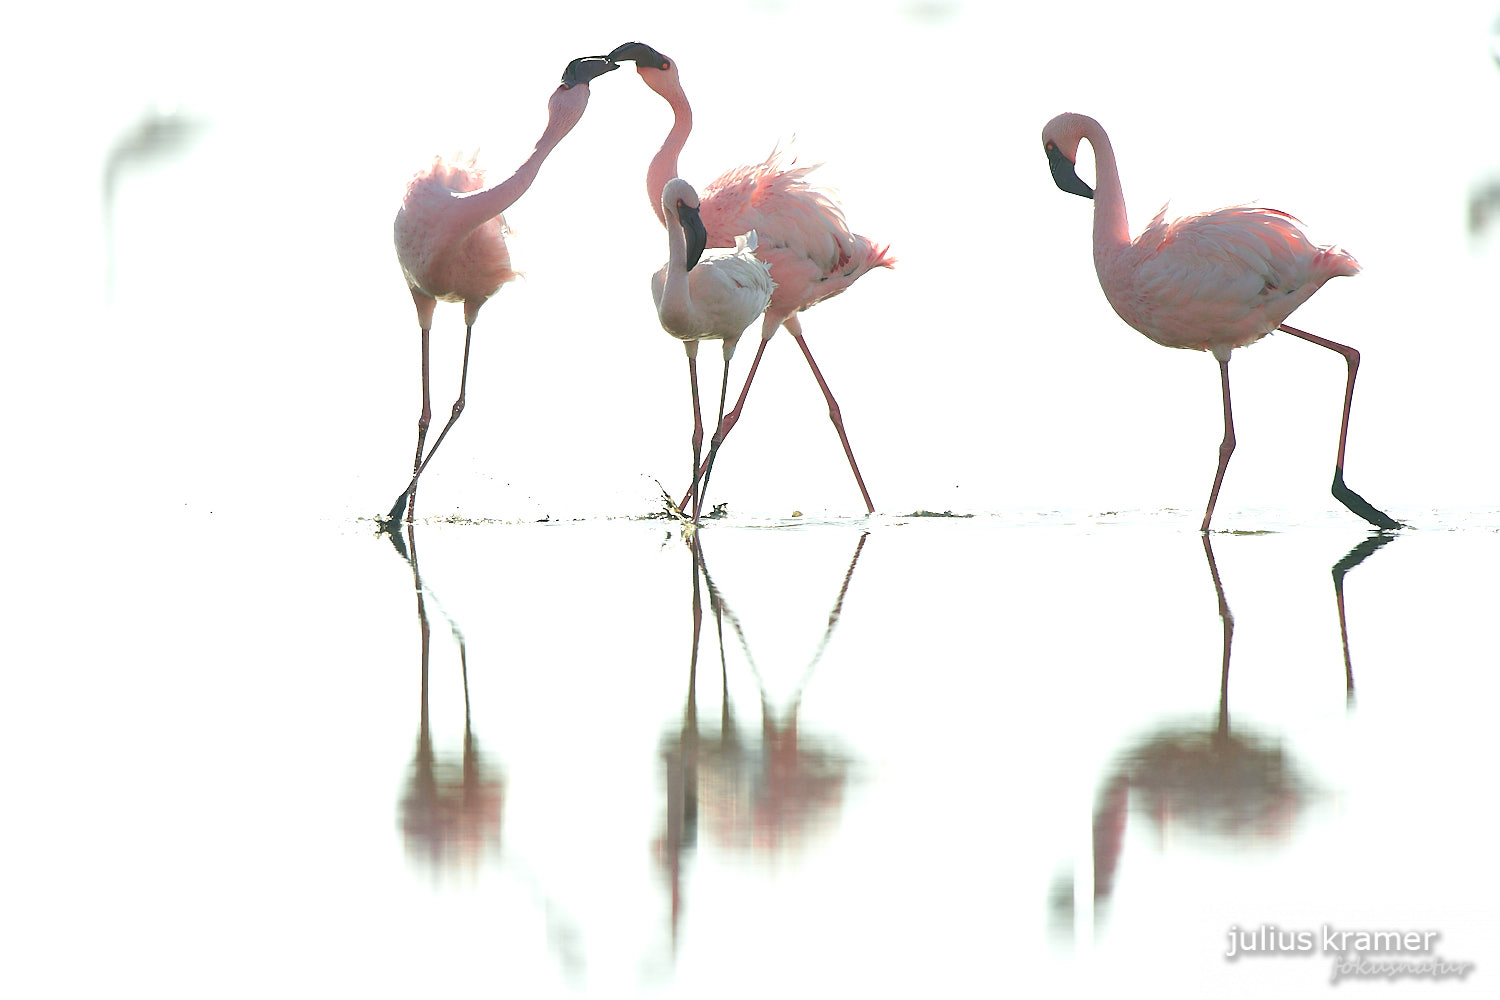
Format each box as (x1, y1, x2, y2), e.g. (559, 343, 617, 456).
(681, 202, 708, 272)
(561, 56, 619, 88)
(1046, 142, 1094, 200)
(607, 41, 670, 70)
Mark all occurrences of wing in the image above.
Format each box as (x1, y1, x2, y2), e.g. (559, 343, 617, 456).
(698, 147, 854, 272)
(690, 243, 777, 336)
(1113, 204, 1358, 349)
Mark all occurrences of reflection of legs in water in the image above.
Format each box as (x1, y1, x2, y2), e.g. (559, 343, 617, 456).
(403, 523, 434, 744)
(661, 538, 705, 950)
(691, 530, 872, 703)
(791, 532, 871, 697)
(1331, 532, 1398, 707)
(387, 524, 580, 979)
(1200, 534, 1235, 737)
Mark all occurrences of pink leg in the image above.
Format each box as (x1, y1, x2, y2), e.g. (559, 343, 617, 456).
(679, 318, 777, 509)
(403, 327, 433, 523)
(787, 318, 874, 514)
(1277, 325, 1399, 529)
(686, 351, 703, 522)
(696, 358, 734, 521)
(387, 323, 476, 522)
(1201, 354, 1236, 532)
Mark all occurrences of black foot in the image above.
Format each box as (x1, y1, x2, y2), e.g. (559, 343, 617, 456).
(1332, 469, 1401, 530)
(383, 489, 413, 525)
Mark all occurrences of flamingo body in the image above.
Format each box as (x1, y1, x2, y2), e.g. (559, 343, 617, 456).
(692, 149, 893, 324)
(652, 229, 776, 347)
(653, 180, 775, 349)
(1098, 203, 1361, 358)
(395, 156, 518, 327)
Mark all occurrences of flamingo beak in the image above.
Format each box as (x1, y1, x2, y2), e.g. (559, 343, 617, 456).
(607, 41, 671, 70)
(1046, 142, 1094, 200)
(560, 56, 618, 88)
(680, 202, 708, 271)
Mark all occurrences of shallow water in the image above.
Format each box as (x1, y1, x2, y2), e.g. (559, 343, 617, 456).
(8, 509, 1496, 996)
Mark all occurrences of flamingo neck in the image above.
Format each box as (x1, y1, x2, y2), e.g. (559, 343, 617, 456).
(453, 107, 578, 235)
(656, 210, 697, 334)
(1086, 126, 1131, 265)
(648, 89, 692, 227)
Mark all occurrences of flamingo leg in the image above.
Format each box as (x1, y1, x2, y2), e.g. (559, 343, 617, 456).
(1201, 354, 1237, 533)
(679, 319, 776, 509)
(686, 348, 703, 523)
(387, 323, 476, 522)
(696, 356, 734, 521)
(787, 318, 875, 514)
(1276, 324, 1399, 529)
(396, 327, 433, 524)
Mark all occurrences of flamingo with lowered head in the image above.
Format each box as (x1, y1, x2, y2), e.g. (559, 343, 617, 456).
(653, 177, 776, 522)
(384, 56, 617, 525)
(609, 41, 893, 515)
(1041, 112, 1399, 532)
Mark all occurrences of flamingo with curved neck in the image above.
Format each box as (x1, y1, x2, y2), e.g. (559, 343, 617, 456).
(1042, 112, 1398, 531)
(384, 56, 617, 525)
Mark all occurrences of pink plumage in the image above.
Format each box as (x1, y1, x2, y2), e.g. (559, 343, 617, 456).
(395, 155, 518, 327)
(696, 148, 895, 319)
(1106, 202, 1362, 356)
(1042, 111, 1397, 531)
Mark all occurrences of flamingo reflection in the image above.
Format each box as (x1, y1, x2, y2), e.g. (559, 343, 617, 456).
(389, 525, 504, 879)
(1052, 531, 1394, 936)
(655, 530, 868, 950)
(1333, 532, 1396, 706)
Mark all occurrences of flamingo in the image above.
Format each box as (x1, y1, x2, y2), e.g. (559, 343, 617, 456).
(653, 178, 776, 522)
(383, 56, 618, 525)
(608, 41, 894, 515)
(1041, 112, 1399, 532)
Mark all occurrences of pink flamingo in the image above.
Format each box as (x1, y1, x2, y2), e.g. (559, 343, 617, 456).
(1042, 113, 1399, 532)
(608, 42, 894, 515)
(653, 178, 776, 522)
(384, 56, 617, 524)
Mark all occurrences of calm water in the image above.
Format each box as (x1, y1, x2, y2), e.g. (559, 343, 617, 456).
(8, 509, 1497, 997)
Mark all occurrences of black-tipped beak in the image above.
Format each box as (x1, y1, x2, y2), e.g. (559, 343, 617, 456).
(681, 202, 708, 271)
(561, 56, 618, 88)
(1046, 142, 1094, 199)
(608, 41, 670, 70)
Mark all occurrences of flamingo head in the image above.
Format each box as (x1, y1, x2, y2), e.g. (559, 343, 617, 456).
(546, 56, 617, 130)
(662, 177, 708, 271)
(560, 55, 618, 90)
(607, 41, 681, 97)
(1042, 114, 1096, 200)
